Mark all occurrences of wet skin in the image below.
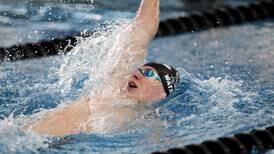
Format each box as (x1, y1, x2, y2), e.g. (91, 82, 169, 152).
(126, 66, 166, 102)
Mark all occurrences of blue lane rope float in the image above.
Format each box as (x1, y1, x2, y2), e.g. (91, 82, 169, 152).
(0, 0, 273, 62)
(151, 126, 274, 154)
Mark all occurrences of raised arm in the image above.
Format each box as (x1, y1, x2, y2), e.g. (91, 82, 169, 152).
(133, 0, 160, 47)
(112, 0, 160, 67)
(25, 1, 161, 136)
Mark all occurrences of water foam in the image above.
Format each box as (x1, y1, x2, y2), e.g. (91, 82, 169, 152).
(58, 21, 128, 97)
(56, 20, 147, 133)
(0, 116, 48, 153)
(196, 77, 243, 110)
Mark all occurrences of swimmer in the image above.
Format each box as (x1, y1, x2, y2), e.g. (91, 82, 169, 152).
(26, 0, 180, 136)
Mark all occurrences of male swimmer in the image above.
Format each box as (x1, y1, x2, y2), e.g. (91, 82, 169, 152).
(26, 0, 180, 136)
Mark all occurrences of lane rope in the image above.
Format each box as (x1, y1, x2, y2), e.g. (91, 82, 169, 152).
(0, 0, 273, 62)
(152, 126, 274, 154)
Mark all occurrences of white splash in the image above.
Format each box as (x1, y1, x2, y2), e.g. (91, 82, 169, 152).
(0, 19, 140, 151)
(58, 22, 128, 96)
(57, 20, 145, 133)
(0, 116, 48, 153)
(196, 77, 257, 111)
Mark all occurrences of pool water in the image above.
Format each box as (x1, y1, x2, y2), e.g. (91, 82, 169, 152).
(0, 0, 274, 153)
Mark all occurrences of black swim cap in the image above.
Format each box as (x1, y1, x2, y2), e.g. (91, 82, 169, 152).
(144, 62, 180, 96)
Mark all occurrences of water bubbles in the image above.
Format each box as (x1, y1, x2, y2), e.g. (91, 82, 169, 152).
(248, 59, 254, 63)
(18, 37, 22, 43)
(210, 40, 220, 47)
(183, 58, 188, 63)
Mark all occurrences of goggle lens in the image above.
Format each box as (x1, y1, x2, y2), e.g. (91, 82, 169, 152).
(139, 68, 161, 81)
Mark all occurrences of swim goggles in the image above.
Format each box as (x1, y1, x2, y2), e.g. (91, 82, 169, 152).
(138, 67, 161, 81)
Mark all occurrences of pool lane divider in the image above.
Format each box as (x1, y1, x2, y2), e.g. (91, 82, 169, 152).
(0, 35, 79, 62)
(152, 125, 274, 154)
(0, 0, 274, 62)
(156, 0, 274, 37)
(0, 0, 273, 62)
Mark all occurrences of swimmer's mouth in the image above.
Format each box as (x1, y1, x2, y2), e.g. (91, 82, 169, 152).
(128, 81, 138, 89)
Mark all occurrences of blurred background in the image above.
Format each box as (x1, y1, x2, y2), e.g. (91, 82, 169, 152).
(0, 0, 257, 47)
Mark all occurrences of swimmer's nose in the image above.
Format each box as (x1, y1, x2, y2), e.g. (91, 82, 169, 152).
(132, 69, 143, 80)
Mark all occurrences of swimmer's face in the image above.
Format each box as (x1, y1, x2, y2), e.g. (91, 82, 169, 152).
(126, 66, 166, 102)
